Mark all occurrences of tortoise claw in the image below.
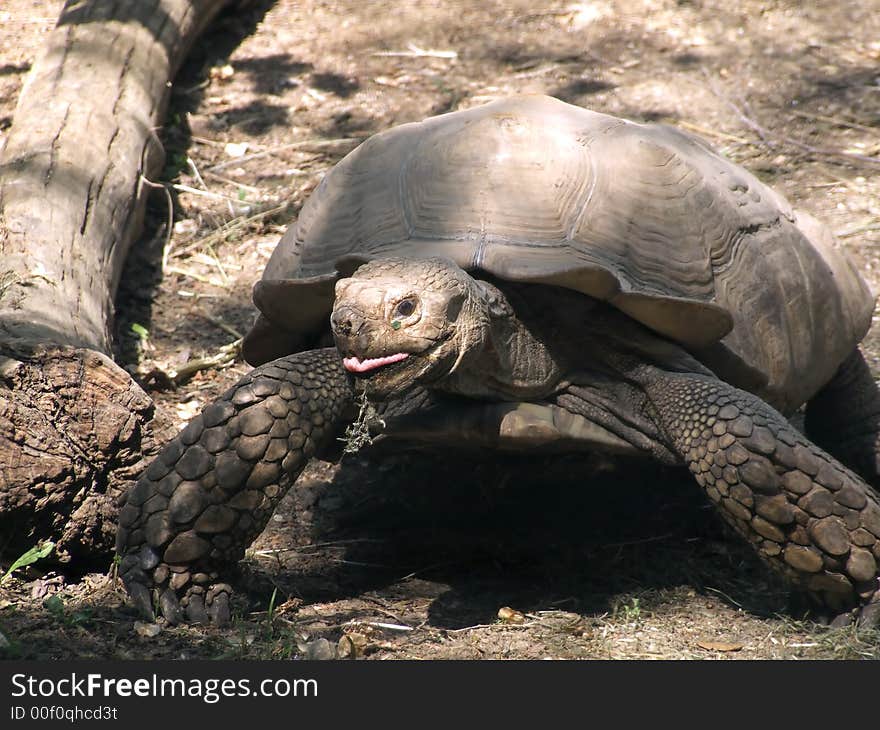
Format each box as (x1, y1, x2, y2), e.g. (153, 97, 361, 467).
(128, 581, 155, 622)
(184, 593, 209, 624)
(159, 588, 184, 625)
(206, 584, 232, 626)
(856, 596, 880, 628)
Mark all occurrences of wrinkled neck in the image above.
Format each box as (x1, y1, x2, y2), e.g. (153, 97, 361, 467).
(438, 280, 565, 399)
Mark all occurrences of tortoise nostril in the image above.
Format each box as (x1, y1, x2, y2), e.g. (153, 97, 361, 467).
(331, 306, 365, 338)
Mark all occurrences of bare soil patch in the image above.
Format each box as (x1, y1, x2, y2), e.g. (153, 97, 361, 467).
(2, 0, 880, 660)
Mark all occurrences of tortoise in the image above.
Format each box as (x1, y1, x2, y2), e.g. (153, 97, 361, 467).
(117, 94, 880, 626)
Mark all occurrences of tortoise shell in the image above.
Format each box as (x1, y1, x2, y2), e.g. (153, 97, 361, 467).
(244, 95, 873, 414)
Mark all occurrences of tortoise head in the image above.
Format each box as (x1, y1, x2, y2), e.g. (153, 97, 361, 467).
(331, 257, 491, 398)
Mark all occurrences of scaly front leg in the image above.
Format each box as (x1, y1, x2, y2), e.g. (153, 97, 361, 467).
(116, 348, 353, 625)
(637, 367, 880, 626)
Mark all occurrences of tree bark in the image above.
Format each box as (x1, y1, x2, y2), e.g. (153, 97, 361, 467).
(0, 0, 232, 562)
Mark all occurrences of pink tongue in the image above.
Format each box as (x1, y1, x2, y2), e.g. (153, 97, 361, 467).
(343, 352, 409, 373)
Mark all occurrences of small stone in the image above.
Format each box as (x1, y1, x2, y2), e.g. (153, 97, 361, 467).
(789, 526, 810, 545)
(798, 488, 834, 519)
(164, 531, 211, 563)
(192, 573, 213, 585)
(846, 548, 877, 582)
(175, 445, 213, 481)
(780, 470, 813, 495)
(194, 505, 238, 533)
(809, 517, 851, 556)
(303, 638, 336, 661)
(783, 545, 823, 573)
(134, 621, 162, 639)
(754, 494, 795, 524)
(752, 516, 784, 542)
(168, 482, 207, 524)
(762, 540, 782, 556)
(202, 401, 235, 428)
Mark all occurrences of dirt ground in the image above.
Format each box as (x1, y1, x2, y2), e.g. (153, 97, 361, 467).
(3, 0, 880, 660)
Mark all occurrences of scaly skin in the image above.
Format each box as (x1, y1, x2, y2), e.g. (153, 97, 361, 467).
(806, 348, 880, 489)
(116, 348, 353, 624)
(640, 367, 880, 626)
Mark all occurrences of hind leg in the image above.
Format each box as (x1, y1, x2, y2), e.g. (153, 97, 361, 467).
(806, 348, 880, 489)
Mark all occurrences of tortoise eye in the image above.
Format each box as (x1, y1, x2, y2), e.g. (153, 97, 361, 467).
(394, 297, 417, 319)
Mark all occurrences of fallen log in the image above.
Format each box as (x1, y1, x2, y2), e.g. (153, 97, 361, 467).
(0, 0, 232, 562)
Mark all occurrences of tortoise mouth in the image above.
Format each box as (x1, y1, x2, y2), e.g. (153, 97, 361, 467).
(342, 352, 410, 373)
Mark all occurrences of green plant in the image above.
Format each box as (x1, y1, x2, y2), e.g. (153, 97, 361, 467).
(43, 594, 93, 628)
(1, 541, 54, 584)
